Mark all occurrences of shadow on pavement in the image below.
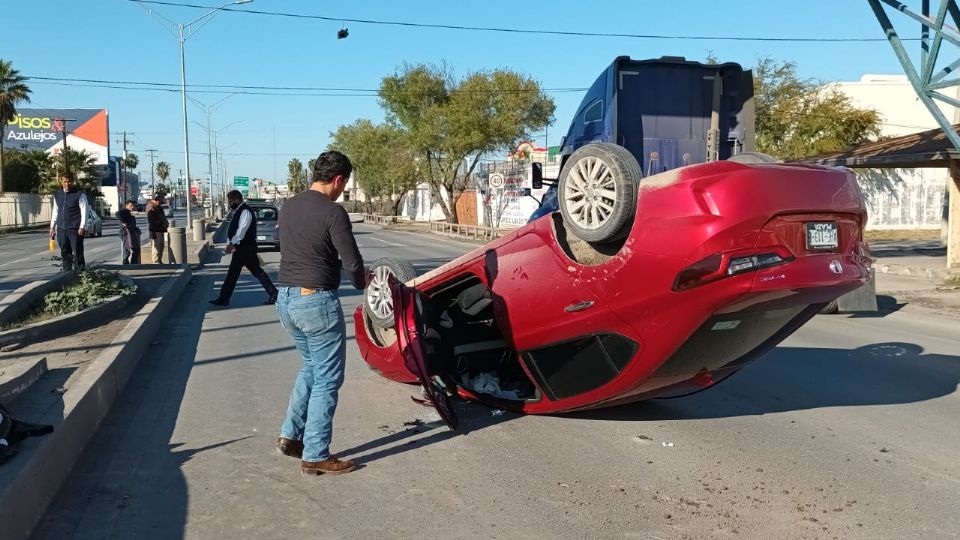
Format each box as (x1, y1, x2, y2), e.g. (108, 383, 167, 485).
(340, 399, 515, 467)
(571, 342, 960, 422)
(31, 276, 215, 540)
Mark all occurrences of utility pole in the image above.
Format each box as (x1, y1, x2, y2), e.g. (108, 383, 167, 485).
(116, 132, 133, 200)
(145, 148, 159, 195)
(53, 117, 75, 177)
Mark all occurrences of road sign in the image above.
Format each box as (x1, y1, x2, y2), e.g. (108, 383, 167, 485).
(233, 176, 249, 187)
(489, 173, 505, 189)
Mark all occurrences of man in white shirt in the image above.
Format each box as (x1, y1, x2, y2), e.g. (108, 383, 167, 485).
(208, 190, 277, 306)
(49, 172, 92, 271)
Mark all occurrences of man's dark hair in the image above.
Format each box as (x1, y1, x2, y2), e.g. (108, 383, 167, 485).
(227, 189, 243, 200)
(312, 151, 352, 184)
(126, 199, 137, 206)
(59, 170, 76, 181)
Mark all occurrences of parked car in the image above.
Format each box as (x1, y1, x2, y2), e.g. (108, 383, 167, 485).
(87, 209, 103, 237)
(246, 201, 280, 248)
(353, 57, 871, 430)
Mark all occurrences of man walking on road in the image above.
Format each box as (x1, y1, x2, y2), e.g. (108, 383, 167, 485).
(117, 199, 141, 264)
(49, 171, 92, 272)
(275, 150, 366, 476)
(147, 198, 169, 264)
(208, 190, 278, 307)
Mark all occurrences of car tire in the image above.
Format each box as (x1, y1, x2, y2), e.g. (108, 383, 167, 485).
(558, 142, 640, 243)
(364, 257, 417, 329)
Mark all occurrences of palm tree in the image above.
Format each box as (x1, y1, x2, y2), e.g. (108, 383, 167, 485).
(156, 161, 171, 185)
(0, 59, 33, 193)
(287, 158, 305, 194)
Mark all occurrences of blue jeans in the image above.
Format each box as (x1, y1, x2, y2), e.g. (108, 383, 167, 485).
(277, 287, 347, 462)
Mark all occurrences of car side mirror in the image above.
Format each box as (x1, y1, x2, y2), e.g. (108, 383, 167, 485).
(531, 162, 543, 190)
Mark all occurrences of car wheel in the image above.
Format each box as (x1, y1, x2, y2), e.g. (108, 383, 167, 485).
(558, 142, 640, 243)
(364, 257, 417, 329)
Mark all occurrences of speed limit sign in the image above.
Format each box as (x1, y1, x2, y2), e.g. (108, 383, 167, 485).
(489, 173, 505, 188)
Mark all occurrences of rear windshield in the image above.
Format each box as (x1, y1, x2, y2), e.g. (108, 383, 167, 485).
(251, 206, 278, 220)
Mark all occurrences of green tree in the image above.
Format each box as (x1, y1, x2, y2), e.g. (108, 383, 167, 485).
(330, 119, 421, 215)
(1, 149, 50, 193)
(378, 63, 555, 222)
(155, 161, 170, 185)
(44, 148, 102, 198)
(154, 183, 170, 200)
(0, 59, 33, 193)
(287, 157, 305, 194)
(122, 153, 139, 170)
(753, 57, 881, 160)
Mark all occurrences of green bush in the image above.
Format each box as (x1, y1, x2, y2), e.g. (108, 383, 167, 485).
(43, 270, 137, 317)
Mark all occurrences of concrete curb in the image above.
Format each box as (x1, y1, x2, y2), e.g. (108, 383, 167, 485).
(0, 277, 136, 348)
(0, 273, 73, 328)
(876, 262, 957, 281)
(0, 357, 48, 404)
(0, 265, 193, 540)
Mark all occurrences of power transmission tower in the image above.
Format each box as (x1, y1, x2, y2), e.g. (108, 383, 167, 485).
(145, 149, 159, 194)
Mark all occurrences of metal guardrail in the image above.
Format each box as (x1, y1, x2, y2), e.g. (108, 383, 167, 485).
(362, 213, 507, 241)
(429, 221, 504, 241)
(362, 213, 399, 224)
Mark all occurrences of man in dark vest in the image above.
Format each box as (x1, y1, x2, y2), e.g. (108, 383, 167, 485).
(209, 190, 278, 306)
(49, 171, 92, 272)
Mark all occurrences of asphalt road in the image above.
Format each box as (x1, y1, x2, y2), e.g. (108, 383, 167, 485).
(0, 210, 187, 301)
(33, 223, 960, 539)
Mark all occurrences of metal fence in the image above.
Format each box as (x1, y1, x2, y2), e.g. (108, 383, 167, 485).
(429, 221, 504, 241)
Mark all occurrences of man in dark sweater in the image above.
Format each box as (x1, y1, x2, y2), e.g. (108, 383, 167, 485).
(274, 150, 365, 476)
(208, 190, 278, 306)
(146, 197, 169, 264)
(49, 172, 92, 272)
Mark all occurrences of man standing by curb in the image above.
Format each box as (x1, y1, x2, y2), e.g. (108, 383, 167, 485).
(275, 150, 365, 476)
(147, 197, 169, 264)
(209, 190, 278, 306)
(49, 171, 91, 272)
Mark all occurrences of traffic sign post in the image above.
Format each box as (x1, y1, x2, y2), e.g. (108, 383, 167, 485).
(233, 176, 249, 196)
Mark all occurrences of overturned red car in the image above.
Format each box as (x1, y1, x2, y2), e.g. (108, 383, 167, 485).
(353, 57, 870, 428)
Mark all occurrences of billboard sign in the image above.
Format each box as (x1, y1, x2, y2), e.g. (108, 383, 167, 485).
(234, 176, 249, 195)
(2, 108, 110, 165)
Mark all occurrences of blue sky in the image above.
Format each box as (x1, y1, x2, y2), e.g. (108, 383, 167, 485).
(6, 0, 915, 183)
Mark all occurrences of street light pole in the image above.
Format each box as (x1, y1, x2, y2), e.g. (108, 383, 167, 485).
(178, 23, 193, 229)
(134, 0, 252, 231)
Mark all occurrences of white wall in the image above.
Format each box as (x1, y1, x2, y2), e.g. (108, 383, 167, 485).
(0, 193, 53, 229)
(832, 74, 958, 230)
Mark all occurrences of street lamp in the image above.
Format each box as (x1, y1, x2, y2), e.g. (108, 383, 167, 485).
(134, 0, 252, 231)
(193, 117, 241, 217)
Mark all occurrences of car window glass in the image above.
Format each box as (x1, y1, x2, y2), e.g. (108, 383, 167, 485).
(584, 100, 603, 124)
(253, 207, 277, 220)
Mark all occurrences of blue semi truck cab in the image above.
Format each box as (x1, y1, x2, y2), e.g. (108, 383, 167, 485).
(531, 56, 756, 224)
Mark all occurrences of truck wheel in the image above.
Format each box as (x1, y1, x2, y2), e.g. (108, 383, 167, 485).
(558, 143, 640, 243)
(364, 257, 418, 329)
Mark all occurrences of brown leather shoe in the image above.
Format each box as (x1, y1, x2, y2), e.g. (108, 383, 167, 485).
(276, 437, 303, 459)
(301, 457, 356, 475)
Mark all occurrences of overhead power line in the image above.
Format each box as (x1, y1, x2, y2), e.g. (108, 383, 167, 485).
(129, 0, 915, 43)
(26, 76, 589, 97)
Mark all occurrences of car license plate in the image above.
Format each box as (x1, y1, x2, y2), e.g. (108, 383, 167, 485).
(805, 222, 838, 250)
(256, 235, 266, 241)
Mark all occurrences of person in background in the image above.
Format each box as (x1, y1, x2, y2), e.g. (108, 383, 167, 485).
(147, 197, 169, 264)
(208, 190, 278, 307)
(49, 171, 92, 272)
(116, 200, 141, 264)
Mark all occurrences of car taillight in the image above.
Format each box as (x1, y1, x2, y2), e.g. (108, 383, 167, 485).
(673, 249, 792, 291)
(726, 252, 789, 276)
